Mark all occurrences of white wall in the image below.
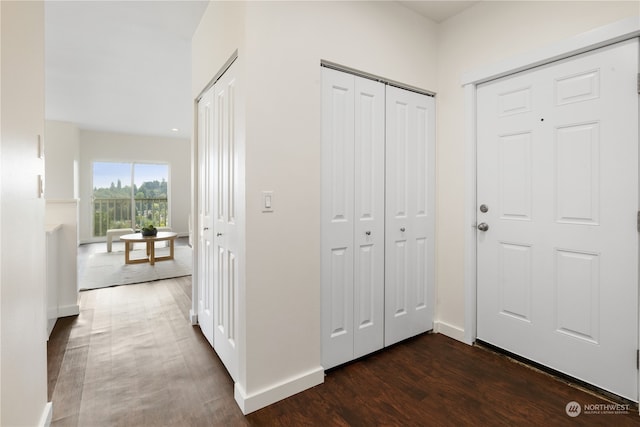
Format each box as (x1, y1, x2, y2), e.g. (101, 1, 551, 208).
(242, 0, 438, 398)
(193, 0, 438, 412)
(191, 1, 245, 98)
(1, 2, 3, 418)
(0, 1, 50, 425)
(46, 200, 79, 318)
(435, 0, 639, 338)
(45, 120, 79, 200)
(78, 129, 191, 242)
(44, 122, 80, 324)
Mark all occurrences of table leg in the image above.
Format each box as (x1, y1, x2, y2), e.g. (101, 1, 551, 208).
(125, 241, 131, 264)
(169, 238, 174, 260)
(149, 241, 155, 265)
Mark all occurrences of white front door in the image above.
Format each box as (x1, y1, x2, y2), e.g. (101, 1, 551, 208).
(211, 62, 240, 381)
(197, 85, 215, 347)
(384, 86, 435, 347)
(477, 39, 639, 401)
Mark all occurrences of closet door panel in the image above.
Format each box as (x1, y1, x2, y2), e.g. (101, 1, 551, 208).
(353, 77, 385, 359)
(321, 68, 355, 368)
(410, 100, 433, 337)
(211, 64, 240, 381)
(385, 86, 435, 346)
(197, 86, 215, 347)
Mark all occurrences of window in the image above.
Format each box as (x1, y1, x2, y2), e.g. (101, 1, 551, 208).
(92, 162, 169, 237)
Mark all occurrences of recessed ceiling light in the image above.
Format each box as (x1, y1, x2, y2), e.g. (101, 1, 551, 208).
(171, 128, 179, 132)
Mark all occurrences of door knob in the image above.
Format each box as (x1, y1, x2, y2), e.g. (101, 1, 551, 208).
(400, 227, 406, 232)
(365, 231, 371, 236)
(216, 232, 222, 237)
(203, 227, 209, 231)
(477, 223, 489, 232)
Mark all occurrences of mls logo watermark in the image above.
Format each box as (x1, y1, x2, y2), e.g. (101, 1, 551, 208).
(565, 401, 631, 417)
(565, 401, 581, 417)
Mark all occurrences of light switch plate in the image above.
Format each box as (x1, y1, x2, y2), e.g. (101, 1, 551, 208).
(262, 191, 274, 212)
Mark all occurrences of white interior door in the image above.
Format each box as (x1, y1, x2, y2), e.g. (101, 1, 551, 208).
(477, 39, 639, 401)
(211, 62, 240, 381)
(321, 68, 354, 368)
(321, 68, 385, 368)
(384, 86, 435, 347)
(353, 76, 385, 359)
(197, 86, 215, 347)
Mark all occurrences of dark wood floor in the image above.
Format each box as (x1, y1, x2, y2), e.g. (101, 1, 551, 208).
(48, 278, 639, 426)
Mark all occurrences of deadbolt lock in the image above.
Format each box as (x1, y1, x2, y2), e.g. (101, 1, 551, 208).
(480, 204, 489, 213)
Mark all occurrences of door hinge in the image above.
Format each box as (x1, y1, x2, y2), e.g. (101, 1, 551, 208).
(638, 73, 640, 94)
(637, 349, 639, 370)
(637, 211, 640, 232)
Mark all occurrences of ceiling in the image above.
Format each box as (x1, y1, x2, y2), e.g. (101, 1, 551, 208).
(45, 1, 208, 139)
(45, 1, 477, 140)
(399, 1, 479, 23)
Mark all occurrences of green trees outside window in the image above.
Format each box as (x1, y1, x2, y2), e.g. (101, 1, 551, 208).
(93, 162, 169, 237)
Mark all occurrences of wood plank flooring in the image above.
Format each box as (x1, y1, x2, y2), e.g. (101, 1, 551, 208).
(48, 278, 639, 426)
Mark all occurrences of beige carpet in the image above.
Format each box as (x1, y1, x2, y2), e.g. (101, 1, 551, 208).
(80, 246, 192, 290)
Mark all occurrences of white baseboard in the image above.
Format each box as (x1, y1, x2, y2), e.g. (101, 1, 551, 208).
(58, 304, 80, 317)
(234, 366, 324, 414)
(39, 402, 53, 427)
(434, 320, 467, 344)
(189, 309, 198, 325)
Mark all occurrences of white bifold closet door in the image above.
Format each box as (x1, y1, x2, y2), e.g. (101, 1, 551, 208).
(321, 68, 385, 369)
(321, 67, 435, 369)
(197, 61, 240, 381)
(197, 84, 215, 348)
(384, 86, 435, 346)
